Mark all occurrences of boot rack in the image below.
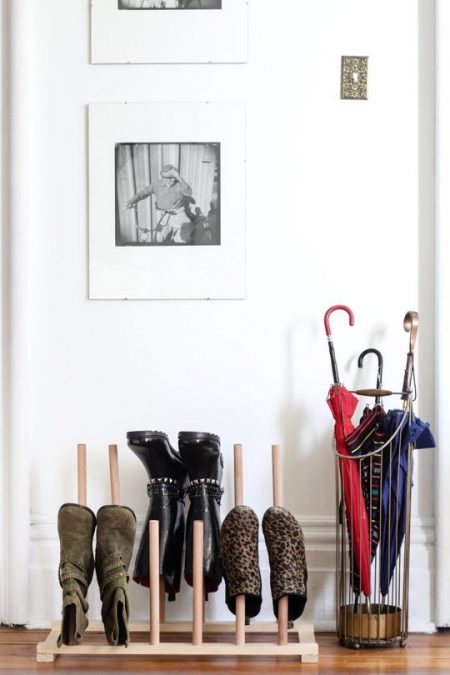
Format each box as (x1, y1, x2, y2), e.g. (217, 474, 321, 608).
(37, 443, 318, 664)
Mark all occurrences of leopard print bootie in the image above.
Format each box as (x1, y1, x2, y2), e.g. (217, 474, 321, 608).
(262, 506, 307, 621)
(220, 505, 262, 619)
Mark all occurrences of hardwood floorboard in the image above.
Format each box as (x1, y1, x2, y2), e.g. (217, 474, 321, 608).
(2, 627, 450, 672)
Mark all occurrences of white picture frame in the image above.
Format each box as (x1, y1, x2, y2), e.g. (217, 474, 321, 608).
(88, 101, 246, 300)
(91, 0, 248, 64)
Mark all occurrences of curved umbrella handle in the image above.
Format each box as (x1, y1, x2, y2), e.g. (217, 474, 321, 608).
(404, 311, 419, 353)
(358, 348, 384, 403)
(323, 305, 355, 384)
(401, 311, 419, 401)
(324, 305, 355, 337)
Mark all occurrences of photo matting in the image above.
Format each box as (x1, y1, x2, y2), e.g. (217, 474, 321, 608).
(91, 0, 248, 63)
(89, 102, 246, 299)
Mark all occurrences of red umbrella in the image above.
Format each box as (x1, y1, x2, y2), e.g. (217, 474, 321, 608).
(324, 305, 371, 598)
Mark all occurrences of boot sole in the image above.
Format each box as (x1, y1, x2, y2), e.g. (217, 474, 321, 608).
(127, 430, 168, 443)
(178, 431, 220, 443)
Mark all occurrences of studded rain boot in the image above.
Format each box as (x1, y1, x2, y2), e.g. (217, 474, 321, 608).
(57, 503, 96, 646)
(178, 431, 224, 597)
(95, 505, 136, 646)
(127, 431, 188, 601)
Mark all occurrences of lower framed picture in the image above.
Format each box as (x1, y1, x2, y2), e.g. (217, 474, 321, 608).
(88, 101, 246, 299)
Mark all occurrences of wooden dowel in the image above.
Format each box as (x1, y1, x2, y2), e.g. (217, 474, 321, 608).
(159, 577, 166, 623)
(77, 444, 87, 507)
(192, 520, 204, 646)
(272, 444, 282, 507)
(235, 597, 246, 646)
(234, 444, 244, 506)
(272, 444, 288, 645)
(233, 443, 246, 645)
(108, 444, 120, 505)
(149, 520, 160, 646)
(277, 596, 289, 645)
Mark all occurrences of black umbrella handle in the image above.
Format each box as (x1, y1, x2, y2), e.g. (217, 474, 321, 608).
(358, 348, 384, 403)
(324, 305, 355, 385)
(327, 340, 340, 384)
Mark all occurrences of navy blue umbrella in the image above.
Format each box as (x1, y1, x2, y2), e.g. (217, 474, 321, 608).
(379, 409, 435, 597)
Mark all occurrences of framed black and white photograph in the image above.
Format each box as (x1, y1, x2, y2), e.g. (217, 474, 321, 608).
(116, 142, 221, 247)
(89, 102, 246, 299)
(119, 1, 222, 8)
(91, 0, 248, 63)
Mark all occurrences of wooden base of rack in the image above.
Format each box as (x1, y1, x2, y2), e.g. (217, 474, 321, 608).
(36, 620, 318, 663)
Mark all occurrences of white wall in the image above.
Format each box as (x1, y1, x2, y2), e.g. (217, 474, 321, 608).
(4, 0, 436, 630)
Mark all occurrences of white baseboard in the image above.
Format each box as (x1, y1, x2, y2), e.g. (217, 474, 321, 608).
(29, 514, 436, 633)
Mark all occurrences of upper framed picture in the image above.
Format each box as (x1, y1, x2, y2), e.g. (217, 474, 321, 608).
(91, 0, 248, 63)
(89, 101, 246, 299)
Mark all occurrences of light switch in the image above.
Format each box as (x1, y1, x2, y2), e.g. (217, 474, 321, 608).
(341, 56, 368, 100)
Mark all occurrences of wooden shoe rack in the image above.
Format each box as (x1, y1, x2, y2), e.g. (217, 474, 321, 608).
(37, 443, 318, 664)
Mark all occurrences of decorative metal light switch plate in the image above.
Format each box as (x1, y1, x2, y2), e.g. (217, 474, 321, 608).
(341, 56, 368, 100)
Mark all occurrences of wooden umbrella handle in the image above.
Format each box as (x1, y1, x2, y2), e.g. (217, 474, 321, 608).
(353, 388, 394, 397)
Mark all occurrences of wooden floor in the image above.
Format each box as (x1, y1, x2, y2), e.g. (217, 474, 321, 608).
(2, 626, 450, 673)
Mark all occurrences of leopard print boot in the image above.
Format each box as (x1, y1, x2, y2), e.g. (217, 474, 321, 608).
(221, 505, 262, 619)
(262, 506, 307, 621)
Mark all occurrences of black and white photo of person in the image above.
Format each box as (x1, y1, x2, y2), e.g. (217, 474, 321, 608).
(118, 0, 222, 9)
(116, 143, 220, 246)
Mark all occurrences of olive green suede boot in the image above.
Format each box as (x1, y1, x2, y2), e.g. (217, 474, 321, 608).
(57, 503, 96, 646)
(95, 505, 136, 646)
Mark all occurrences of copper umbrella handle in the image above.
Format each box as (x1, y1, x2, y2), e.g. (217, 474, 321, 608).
(401, 311, 419, 400)
(404, 311, 419, 353)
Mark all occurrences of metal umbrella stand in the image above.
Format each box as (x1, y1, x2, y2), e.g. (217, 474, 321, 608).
(329, 310, 432, 648)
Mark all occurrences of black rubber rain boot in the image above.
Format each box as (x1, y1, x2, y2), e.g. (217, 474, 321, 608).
(178, 431, 224, 597)
(127, 431, 188, 601)
(57, 503, 96, 646)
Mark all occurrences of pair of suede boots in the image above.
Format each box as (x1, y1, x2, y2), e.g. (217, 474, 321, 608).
(57, 503, 136, 647)
(221, 505, 308, 623)
(127, 430, 224, 600)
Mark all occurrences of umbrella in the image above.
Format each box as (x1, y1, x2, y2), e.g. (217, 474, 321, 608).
(378, 311, 435, 597)
(351, 349, 386, 558)
(324, 305, 371, 598)
(345, 349, 386, 595)
(379, 409, 435, 597)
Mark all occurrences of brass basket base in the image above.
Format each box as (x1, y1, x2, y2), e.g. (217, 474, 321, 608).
(338, 604, 403, 647)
